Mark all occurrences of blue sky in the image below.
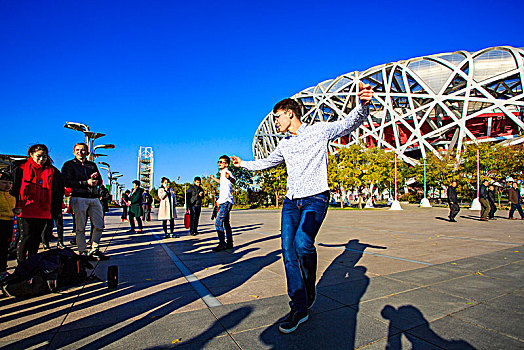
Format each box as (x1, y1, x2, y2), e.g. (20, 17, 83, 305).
(1, 0, 522, 192)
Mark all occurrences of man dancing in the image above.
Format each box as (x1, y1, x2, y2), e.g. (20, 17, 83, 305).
(232, 82, 373, 333)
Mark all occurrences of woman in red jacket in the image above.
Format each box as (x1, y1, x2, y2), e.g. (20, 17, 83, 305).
(12, 144, 63, 263)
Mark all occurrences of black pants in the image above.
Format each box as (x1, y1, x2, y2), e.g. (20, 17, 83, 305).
(42, 215, 64, 244)
(121, 206, 128, 220)
(18, 218, 47, 263)
(129, 213, 142, 232)
(142, 205, 151, 221)
(189, 205, 201, 234)
(448, 203, 460, 220)
(488, 201, 497, 218)
(0, 220, 14, 273)
(162, 219, 174, 236)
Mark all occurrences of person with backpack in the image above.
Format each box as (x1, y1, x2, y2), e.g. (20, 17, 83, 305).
(128, 180, 144, 233)
(186, 176, 204, 235)
(142, 190, 153, 222)
(121, 190, 130, 222)
(12, 144, 64, 263)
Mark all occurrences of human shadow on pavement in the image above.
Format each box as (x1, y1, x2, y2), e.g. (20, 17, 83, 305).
(259, 239, 385, 349)
(381, 305, 475, 349)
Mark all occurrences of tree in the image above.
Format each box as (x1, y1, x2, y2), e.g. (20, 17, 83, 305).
(257, 163, 287, 207)
(200, 176, 218, 207)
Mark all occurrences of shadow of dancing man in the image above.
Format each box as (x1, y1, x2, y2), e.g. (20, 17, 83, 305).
(232, 83, 373, 333)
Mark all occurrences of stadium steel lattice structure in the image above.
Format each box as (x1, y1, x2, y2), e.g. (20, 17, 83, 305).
(252, 46, 524, 165)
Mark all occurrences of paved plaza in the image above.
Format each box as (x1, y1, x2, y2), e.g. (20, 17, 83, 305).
(1, 205, 523, 349)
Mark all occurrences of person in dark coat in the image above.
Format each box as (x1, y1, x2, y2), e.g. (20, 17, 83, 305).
(99, 185, 111, 214)
(487, 184, 497, 220)
(186, 177, 204, 235)
(128, 180, 144, 232)
(479, 180, 490, 221)
(447, 181, 460, 222)
(508, 181, 524, 220)
(121, 190, 130, 222)
(142, 191, 153, 222)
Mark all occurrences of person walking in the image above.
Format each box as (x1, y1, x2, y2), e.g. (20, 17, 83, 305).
(447, 180, 460, 222)
(158, 177, 177, 238)
(128, 180, 144, 233)
(13, 144, 64, 262)
(142, 190, 153, 222)
(487, 184, 497, 220)
(232, 82, 373, 333)
(210, 156, 236, 251)
(508, 181, 524, 220)
(121, 190, 130, 222)
(479, 180, 490, 221)
(186, 177, 204, 235)
(61, 143, 108, 261)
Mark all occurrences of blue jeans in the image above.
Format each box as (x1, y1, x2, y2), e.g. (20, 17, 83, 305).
(509, 203, 524, 219)
(215, 202, 233, 246)
(281, 191, 329, 312)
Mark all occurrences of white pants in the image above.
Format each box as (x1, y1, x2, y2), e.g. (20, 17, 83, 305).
(71, 197, 105, 254)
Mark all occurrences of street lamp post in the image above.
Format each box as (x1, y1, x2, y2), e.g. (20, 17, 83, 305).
(420, 158, 432, 207)
(470, 148, 482, 210)
(91, 144, 115, 161)
(390, 153, 403, 211)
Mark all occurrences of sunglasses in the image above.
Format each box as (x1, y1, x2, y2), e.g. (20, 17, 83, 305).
(218, 160, 227, 164)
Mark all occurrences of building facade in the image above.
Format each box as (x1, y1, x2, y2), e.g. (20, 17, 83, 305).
(253, 46, 524, 164)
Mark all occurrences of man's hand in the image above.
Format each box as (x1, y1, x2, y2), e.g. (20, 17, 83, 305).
(210, 175, 217, 181)
(358, 81, 373, 106)
(231, 156, 242, 167)
(87, 179, 98, 186)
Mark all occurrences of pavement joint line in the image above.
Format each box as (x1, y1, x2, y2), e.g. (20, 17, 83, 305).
(150, 231, 222, 308)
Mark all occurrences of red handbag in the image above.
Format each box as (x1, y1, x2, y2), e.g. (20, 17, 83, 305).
(184, 209, 190, 229)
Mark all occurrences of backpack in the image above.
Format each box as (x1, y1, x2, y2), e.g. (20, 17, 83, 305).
(1, 248, 92, 297)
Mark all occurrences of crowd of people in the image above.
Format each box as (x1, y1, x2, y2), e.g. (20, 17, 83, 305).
(447, 179, 524, 222)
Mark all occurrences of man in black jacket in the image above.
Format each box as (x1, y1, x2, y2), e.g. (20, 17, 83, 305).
(142, 191, 153, 222)
(479, 180, 490, 222)
(61, 143, 108, 261)
(487, 184, 497, 220)
(447, 181, 460, 222)
(186, 177, 204, 235)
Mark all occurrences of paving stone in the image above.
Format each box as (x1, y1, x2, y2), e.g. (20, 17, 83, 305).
(231, 306, 390, 350)
(428, 273, 521, 302)
(408, 315, 524, 349)
(357, 287, 475, 331)
(384, 265, 471, 286)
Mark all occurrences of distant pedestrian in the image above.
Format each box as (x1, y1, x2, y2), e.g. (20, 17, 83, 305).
(142, 190, 153, 222)
(508, 181, 524, 220)
(121, 190, 130, 222)
(13, 144, 64, 262)
(447, 180, 460, 222)
(62, 143, 107, 260)
(487, 184, 497, 220)
(158, 177, 177, 238)
(0, 171, 20, 280)
(479, 180, 490, 221)
(232, 82, 373, 333)
(128, 180, 144, 233)
(99, 185, 111, 214)
(186, 176, 204, 235)
(210, 155, 236, 251)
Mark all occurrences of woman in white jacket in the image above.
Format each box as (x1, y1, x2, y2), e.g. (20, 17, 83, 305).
(158, 177, 177, 238)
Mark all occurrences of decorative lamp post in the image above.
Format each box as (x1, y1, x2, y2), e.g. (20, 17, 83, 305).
(420, 158, 432, 207)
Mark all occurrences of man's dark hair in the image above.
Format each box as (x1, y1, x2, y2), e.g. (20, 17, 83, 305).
(273, 98, 302, 120)
(125, 190, 131, 194)
(219, 155, 230, 165)
(194, 176, 201, 182)
(133, 180, 141, 187)
(0, 171, 13, 182)
(161, 177, 170, 184)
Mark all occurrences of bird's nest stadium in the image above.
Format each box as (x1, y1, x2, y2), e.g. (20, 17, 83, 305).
(252, 46, 524, 165)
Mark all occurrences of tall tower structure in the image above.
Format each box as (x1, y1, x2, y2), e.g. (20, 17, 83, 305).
(137, 147, 154, 191)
